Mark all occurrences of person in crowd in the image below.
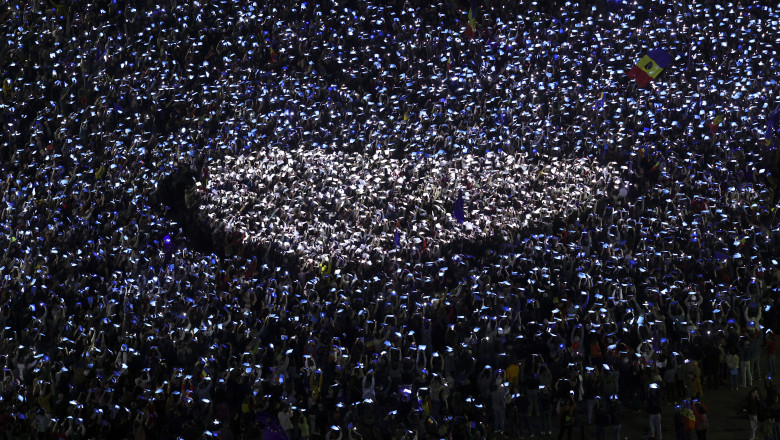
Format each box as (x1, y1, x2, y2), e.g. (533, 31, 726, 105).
(749, 387, 762, 440)
(766, 330, 777, 377)
(692, 399, 708, 440)
(608, 395, 621, 440)
(744, 338, 757, 390)
(557, 394, 576, 440)
(593, 396, 609, 440)
(728, 349, 742, 391)
(647, 383, 663, 440)
(538, 384, 554, 437)
(0, 0, 778, 438)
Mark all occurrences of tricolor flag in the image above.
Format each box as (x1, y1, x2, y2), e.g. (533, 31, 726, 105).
(647, 152, 662, 173)
(270, 47, 278, 63)
(708, 114, 725, 134)
(627, 49, 671, 88)
(465, 5, 477, 40)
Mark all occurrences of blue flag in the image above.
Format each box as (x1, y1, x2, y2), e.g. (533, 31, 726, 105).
(257, 412, 289, 440)
(453, 190, 465, 224)
(594, 92, 606, 110)
(394, 229, 400, 247)
(713, 251, 730, 262)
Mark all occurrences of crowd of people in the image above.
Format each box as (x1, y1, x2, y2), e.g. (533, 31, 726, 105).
(1, 0, 780, 439)
(203, 148, 620, 269)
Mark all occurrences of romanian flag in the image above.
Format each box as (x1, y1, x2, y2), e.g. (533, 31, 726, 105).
(270, 47, 278, 63)
(647, 152, 662, 172)
(708, 114, 724, 134)
(465, 7, 476, 40)
(627, 49, 671, 88)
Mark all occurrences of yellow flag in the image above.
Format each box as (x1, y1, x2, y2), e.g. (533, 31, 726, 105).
(48, 0, 66, 16)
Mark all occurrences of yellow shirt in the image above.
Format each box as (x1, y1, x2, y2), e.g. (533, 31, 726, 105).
(506, 364, 520, 386)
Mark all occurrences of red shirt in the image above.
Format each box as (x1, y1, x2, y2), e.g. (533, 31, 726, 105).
(766, 336, 777, 355)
